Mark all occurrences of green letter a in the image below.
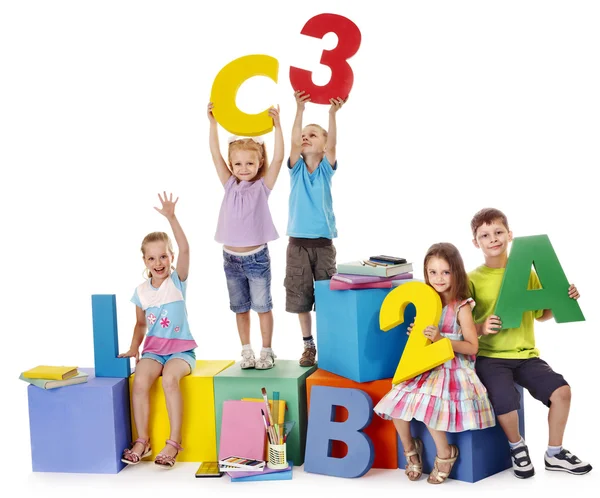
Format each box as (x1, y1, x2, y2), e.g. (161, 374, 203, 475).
(494, 235, 585, 329)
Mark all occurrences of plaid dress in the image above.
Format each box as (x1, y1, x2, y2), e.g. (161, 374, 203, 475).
(374, 298, 495, 432)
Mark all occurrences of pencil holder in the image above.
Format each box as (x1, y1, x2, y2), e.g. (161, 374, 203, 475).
(267, 443, 287, 469)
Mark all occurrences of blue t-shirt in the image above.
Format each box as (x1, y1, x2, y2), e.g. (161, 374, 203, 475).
(286, 156, 337, 239)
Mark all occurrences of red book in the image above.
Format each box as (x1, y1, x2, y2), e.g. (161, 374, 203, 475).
(331, 272, 413, 284)
(330, 280, 395, 290)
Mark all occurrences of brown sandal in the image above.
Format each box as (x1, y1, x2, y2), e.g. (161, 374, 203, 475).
(121, 438, 151, 465)
(154, 439, 183, 469)
(428, 444, 459, 484)
(404, 437, 424, 481)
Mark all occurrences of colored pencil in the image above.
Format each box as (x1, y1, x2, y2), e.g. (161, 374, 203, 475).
(273, 391, 280, 443)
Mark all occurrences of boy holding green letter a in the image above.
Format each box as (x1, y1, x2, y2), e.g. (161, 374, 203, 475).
(468, 207, 591, 478)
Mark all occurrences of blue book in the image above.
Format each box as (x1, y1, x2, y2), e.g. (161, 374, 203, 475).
(229, 462, 293, 482)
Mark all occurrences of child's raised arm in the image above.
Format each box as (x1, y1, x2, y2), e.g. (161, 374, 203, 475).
(325, 96, 346, 167)
(290, 90, 310, 167)
(264, 105, 284, 190)
(154, 192, 190, 282)
(208, 102, 232, 186)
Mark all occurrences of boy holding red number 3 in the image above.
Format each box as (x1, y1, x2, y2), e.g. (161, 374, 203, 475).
(284, 90, 346, 367)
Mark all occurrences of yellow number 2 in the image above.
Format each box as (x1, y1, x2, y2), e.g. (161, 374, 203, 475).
(380, 281, 454, 384)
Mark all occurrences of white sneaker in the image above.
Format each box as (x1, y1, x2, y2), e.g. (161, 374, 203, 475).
(545, 449, 592, 475)
(240, 349, 255, 369)
(255, 350, 276, 370)
(510, 443, 535, 478)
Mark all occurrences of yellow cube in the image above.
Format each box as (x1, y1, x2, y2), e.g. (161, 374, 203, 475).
(129, 360, 234, 462)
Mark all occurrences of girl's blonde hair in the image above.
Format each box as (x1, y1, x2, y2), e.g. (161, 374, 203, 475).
(423, 242, 471, 303)
(141, 231, 175, 279)
(228, 138, 269, 180)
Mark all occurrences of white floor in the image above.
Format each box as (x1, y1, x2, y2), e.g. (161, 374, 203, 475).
(16, 460, 599, 498)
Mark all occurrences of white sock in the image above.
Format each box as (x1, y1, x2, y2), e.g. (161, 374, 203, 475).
(547, 445, 562, 457)
(261, 347, 273, 354)
(242, 344, 253, 351)
(509, 437, 525, 449)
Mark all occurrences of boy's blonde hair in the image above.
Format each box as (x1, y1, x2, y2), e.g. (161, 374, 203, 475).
(470, 208, 510, 238)
(228, 139, 269, 180)
(141, 231, 175, 279)
(304, 123, 328, 139)
(424, 242, 471, 303)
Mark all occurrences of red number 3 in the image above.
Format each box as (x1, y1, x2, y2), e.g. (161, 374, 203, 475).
(289, 13, 362, 105)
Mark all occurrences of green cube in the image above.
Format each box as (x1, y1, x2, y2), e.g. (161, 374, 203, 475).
(214, 360, 317, 465)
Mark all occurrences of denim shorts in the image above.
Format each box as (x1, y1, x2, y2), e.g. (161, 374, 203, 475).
(141, 349, 196, 373)
(223, 245, 273, 313)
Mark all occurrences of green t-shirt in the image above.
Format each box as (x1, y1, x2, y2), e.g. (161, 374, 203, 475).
(468, 265, 544, 359)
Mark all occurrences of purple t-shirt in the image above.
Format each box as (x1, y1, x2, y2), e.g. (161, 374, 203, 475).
(214, 176, 279, 246)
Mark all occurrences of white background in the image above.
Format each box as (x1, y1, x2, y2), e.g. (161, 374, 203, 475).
(2, 1, 599, 496)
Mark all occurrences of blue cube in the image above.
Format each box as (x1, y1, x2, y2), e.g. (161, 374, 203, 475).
(28, 368, 131, 473)
(397, 386, 526, 483)
(314, 280, 415, 383)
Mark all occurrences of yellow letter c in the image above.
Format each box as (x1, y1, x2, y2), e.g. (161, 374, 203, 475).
(210, 54, 279, 137)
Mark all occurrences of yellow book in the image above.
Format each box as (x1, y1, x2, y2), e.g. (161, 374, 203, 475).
(22, 365, 78, 380)
(241, 398, 286, 425)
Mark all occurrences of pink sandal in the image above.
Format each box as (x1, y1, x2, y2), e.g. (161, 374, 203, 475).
(121, 438, 152, 465)
(154, 439, 183, 469)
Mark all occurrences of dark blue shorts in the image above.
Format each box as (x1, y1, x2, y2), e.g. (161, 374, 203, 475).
(475, 356, 569, 415)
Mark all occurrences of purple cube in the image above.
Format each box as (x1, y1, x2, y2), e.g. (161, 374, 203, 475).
(28, 368, 131, 473)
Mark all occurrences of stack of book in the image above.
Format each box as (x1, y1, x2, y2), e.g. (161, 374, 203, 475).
(219, 456, 266, 472)
(332, 255, 414, 290)
(219, 456, 293, 482)
(19, 365, 89, 389)
(228, 461, 293, 482)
